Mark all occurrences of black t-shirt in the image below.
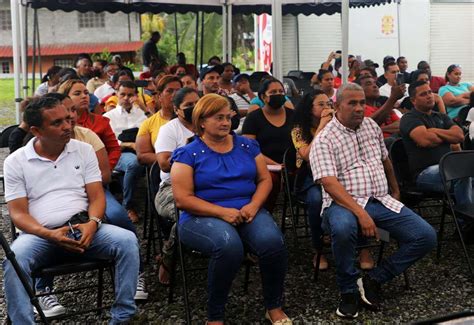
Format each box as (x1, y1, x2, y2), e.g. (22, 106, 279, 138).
(142, 40, 159, 67)
(377, 75, 387, 87)
(242, 107, 294, 164)
(399, 109, 454, 176)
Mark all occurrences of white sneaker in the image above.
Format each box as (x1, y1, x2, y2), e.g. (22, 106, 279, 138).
(33, 287, 66, 318)
(134, 273, 148, 300)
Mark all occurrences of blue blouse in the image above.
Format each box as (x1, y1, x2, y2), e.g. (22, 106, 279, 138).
(171, 133, 261, 224)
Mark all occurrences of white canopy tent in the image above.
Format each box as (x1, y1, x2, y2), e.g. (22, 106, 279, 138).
(10, 0, 392, 123)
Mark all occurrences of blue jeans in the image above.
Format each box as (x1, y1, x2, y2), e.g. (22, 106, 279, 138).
(36, 190, 143, 292)
(3, 224, 139, 324)
(114, 152, 144, 209)
(178, 209, 288, 322)
(297, 175, 323, 249)
(322, 200, 436, 294)
(416, 164, 473, 206)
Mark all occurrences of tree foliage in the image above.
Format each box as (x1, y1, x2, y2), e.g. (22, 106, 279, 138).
(140, 13, 254, 71)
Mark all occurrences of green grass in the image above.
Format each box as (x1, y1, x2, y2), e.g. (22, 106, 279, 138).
(0, 78, 34, 127)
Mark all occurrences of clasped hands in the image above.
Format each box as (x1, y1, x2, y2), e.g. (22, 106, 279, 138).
(220, 202, 259, 226)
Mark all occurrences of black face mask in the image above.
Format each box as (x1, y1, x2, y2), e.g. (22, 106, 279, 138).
(267, 94, 286, 109)
(182, 106, 194, 123)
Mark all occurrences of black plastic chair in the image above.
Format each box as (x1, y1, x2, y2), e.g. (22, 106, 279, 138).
(439, 150, 474, 277)
(170, 204, 253, 323)
(1, 228, 114, 323)
(0, 124, 19, 149)
(412, 310, 474, 325)
(389, 138, 449, 261)
(281, 147, 310, 243)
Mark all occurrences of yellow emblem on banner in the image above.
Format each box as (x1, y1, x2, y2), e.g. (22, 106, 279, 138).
(381, 15, 394, 35)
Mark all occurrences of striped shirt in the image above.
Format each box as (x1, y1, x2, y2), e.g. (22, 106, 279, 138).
(310, 116, 403, 214)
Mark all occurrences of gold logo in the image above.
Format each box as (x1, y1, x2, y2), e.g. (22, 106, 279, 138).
(381, 15, 394, 35)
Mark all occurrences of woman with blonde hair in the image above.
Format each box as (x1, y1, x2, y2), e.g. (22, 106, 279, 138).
(170, 94, 292, 325)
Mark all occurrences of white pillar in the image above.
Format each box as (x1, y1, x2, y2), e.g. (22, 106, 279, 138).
(341, 0, 349, 85)
(19, 1, 28, 99)
(227, 4, 232, 62)
(10, 0, 21, 124)
(271, 0, 283, 80)
(222, 4, 227, 62)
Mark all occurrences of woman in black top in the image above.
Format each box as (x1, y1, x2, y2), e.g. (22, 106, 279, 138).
(242, 78, 293, 212)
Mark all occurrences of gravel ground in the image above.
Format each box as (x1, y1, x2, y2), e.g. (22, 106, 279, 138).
(0, 148, 473, 324)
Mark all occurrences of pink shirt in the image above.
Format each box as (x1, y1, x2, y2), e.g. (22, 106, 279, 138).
(309, 116, 403, 214)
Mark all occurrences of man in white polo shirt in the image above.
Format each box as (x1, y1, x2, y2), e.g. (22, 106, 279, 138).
(103, 80, 147, 222)
(3, 96, 139, 324)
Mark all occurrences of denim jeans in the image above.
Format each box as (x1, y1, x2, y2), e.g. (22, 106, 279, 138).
(416, 164, 473, 205)
(3, 224, 139, 324)
(36, 190, 143, 292)
(322, 200, 436, 294)
(297, 175, 323, 249)
(178, 209, 288, 322)
(114, 152, 144, 209)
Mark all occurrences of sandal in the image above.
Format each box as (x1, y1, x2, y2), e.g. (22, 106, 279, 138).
(313, 253, 328, 271)
(155, 255, 172, 286)
(265, 311, 293, 325)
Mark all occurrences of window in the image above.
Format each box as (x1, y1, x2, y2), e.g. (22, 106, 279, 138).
(1, 61, 10, 74)
(78, 12, 105, 29)
(0, 10, 12, 31)
(54, 58, 75, 67)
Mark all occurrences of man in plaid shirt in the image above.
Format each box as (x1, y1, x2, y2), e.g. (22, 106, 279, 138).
(310, 83, 437, 319)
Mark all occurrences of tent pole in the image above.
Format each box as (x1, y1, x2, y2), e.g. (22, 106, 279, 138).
(36, 10, 42, 81)
(222, 4, 227, 62)
(32, 8, 37, 94)
(200, 12, 204, 68)
(10, 0, 21, 124)
(341, 0, 349, 84)
(19, 1, 28, 99)
(174, 12, 179, 54)
(296, 15, 300, 71)
(397, 0, 401, 58)
(271, 0, 282, 80)
(194, 12, 199, 67)
(227, 4, 232, 62)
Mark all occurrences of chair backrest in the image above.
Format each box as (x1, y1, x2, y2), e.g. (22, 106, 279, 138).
(389, 138, 413, 186)
(149, 162, 162, 198)
(287, 70, 304, 79)
(439, 150, 474, 183)
(0, 124, 19, 148)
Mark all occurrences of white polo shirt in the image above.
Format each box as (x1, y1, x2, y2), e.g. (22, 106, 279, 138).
(103, 104, 147, 139)
(4, 138, 102, 229)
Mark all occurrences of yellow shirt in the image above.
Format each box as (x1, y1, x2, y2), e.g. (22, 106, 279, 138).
(137, 111, 170, 146)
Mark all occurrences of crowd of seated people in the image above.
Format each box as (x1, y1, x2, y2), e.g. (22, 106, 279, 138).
(3, 47, 473, 324)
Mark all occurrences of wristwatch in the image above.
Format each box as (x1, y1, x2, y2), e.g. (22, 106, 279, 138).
(89, 216, 102, 229)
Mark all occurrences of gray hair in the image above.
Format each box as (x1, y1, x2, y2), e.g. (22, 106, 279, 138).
(336, 82, 364, 103)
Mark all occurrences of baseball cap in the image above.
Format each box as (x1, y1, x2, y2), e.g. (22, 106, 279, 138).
(199, 65, 224, 80)
(383, 56, 396, 65)
(360, 59, 379, 69)
(232, 73, 250, 84)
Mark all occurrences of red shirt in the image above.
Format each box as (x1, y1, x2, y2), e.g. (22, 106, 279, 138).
(430, 76, 446, 93)
(364, 105, 399, 138)
(77, 112, 121, 169)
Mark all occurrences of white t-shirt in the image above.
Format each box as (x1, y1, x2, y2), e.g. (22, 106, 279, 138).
(4, 138, 102, 229)
(103, 105, 147, 139)
(154, 118, 194, 184)
(229, 92, 254, 111)
(379, 83, 409, 102)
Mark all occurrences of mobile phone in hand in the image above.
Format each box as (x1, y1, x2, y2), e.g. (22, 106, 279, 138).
(396, 73, 405, 85)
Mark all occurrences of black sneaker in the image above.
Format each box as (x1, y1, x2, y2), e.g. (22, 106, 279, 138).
(336, 292, 359, 319)
(357, 275, 381, 311)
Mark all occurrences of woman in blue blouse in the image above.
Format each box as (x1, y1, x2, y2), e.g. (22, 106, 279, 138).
(170, 94, 291, 325)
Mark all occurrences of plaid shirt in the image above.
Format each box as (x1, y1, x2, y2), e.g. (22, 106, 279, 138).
(310, 117, 403, 214)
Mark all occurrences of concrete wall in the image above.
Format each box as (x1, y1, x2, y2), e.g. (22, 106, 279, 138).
(0, 3, 141, 47)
